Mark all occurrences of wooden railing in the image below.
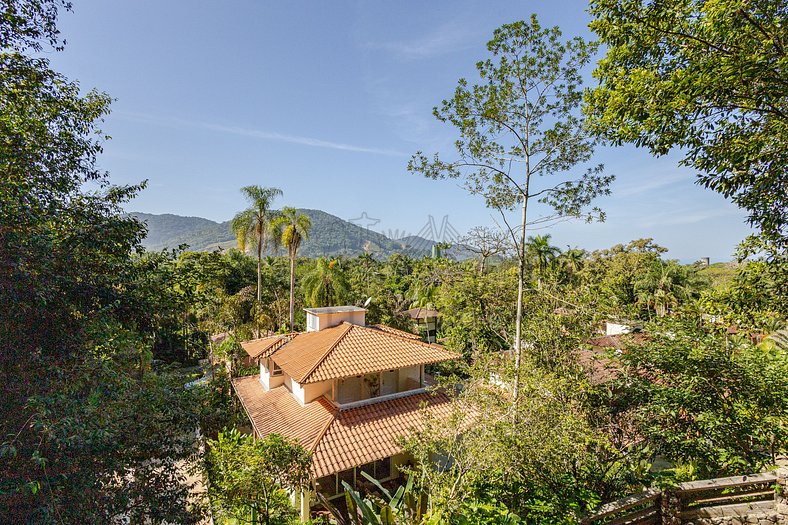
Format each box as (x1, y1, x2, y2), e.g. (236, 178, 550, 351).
(581, 488, 661, 525)
(582, 471, 781, 525)
(674, 472, 777, 522)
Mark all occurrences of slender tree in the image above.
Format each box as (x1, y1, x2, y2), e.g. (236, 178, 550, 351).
(270, 207, 312, 331)
(408, 17, 613, 402)
(230, 186, 283, 304)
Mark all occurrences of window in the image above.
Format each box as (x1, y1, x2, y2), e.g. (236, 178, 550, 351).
(271, 360, 283, 377)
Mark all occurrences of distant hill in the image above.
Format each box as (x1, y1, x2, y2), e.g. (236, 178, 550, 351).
(131, 210, 438, 258)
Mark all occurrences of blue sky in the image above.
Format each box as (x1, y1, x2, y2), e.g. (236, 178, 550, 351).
(51, 0, 752, 262)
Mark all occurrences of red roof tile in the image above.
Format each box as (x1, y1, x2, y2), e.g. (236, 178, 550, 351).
(232, 376, 334, 450)
(241, 334, 298, 359)
(232, 375, 454, 478)
(273, 323, 458, 384)
(312, 391, 453, 477)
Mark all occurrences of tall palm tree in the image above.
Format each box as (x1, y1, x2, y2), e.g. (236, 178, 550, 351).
(302, 258, 349, 308)
(525, 234, 561, 277)
(271, 207, 312, 331)
(230, 185, 283, 303)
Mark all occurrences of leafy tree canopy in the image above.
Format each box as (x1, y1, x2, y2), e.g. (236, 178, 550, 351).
(586, 0, 788, 254)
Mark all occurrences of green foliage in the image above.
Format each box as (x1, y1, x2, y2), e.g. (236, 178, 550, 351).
(453, 499, 521, 525)
(0, 4, 206, 521)
(301, 258, 350, 308)
(206, 429, 311, 525)
(271, 207, 313, 330)
(607, 318, 788, 478)
(328, 473, 432, 525)
(586, 0, 788, 254)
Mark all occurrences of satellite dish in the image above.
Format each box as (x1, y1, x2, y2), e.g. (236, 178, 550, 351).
(363, 297, 372, 307)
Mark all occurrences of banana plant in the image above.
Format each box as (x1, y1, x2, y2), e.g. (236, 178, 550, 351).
(319, 472, 439, 525)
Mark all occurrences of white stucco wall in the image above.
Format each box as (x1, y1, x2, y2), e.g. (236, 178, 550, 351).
(259, 358, 285, 391)
(291, 378, 332, 406)
(260, 361, 270, 390)
(306, 310, 366, 332)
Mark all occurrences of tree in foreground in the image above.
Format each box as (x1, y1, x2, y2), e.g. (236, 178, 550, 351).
(231, 185, 283, 303)
(271, 207, 312, 331)
(607, 317, 788, 478)
(1, 1, 202, 521)
(586, 0, 787, 256)
(206, 429, 311, 525)
(408, 16, 613, 402)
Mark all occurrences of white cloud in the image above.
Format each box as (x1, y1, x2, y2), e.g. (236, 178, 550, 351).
(115, 111, 405, 157)
(614, 171, 688, 197)
(367, 21, 480, 60)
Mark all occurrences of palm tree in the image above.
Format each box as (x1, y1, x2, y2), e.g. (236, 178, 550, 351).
(561, 247, 586, 274)
(635, 261, 695, 317)
(271, 207, 312, 331)
(302, 258, 349, 307)
(525, 234, 561, 287)
(230, 185, 283, 303)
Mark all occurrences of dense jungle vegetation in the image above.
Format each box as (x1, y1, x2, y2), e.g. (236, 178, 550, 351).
(1, 1, 786, 524)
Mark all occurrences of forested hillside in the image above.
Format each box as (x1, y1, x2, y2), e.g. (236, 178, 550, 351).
(133, 209, 436, 257)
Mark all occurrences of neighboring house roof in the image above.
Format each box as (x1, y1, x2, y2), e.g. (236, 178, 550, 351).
(241, 334, 298, 359)
(402, 307, 440, 320)
(576, 349, 622, 385)
(587, 333, 649, 351)
(210, 332, 230, 344)
(272, 322, 458, 384)
(232, 375, 454, 478)
(579, 333, 649, 384)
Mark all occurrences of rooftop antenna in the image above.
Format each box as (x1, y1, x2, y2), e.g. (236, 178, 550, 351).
(363, 296, 372, 308)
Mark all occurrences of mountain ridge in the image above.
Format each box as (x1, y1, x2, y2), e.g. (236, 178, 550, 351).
(131, 210, 438, 258)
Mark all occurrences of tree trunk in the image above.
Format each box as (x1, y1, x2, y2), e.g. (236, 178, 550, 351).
(256, 238, 262, 303)
(512, 194, 528, 404)
(289, 252, 296, 331)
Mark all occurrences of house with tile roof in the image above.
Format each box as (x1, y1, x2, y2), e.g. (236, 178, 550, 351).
(231, 306, 459, 521)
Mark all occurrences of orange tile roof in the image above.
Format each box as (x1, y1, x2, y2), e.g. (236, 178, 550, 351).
(312, 390, 453, 478)
(232, 376, 334, 450)
(241, 334, 298, 359)
(232, 374, 454, 478)
(272, 322, 458, 384)
(368, 324, 422, 340)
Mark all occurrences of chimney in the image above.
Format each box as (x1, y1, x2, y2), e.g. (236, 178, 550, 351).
(305, 306, 366, 332)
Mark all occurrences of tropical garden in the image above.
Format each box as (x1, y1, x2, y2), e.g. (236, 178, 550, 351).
(1, 1, 786, 524)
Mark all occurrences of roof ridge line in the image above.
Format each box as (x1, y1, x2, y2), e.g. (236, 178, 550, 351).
(299, 322, 355, 383)
(309, 401, 337, 452)
(360, 323, 454, 352)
